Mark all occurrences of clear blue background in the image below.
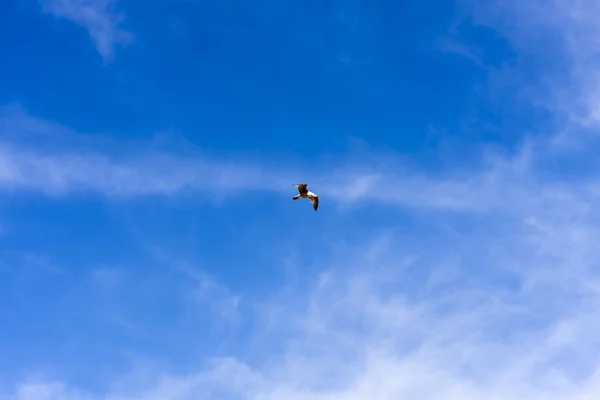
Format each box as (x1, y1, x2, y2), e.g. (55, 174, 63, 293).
(1, 0, 598, 398)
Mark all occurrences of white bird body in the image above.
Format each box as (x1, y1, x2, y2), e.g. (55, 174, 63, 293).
(292, 183, 319, 211)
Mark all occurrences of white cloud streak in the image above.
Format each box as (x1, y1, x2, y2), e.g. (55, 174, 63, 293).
(0, 105, 290, 199)
(5, 1, 600, 397)
(3, 107, 600, 400)
(39, 0, 132, 62)
(464, 0, 600, 134)
(0, 143, 280, 198)
(1, 105, 594, 215)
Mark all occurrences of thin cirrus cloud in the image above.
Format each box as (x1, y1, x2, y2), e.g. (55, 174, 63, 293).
(465, 0, 600, 131)
(5, 212, 600, 400)
(4, 101, 600, 399)
(0, 104, 588, 214)
(0, 105, 289, 199)
(0, 142, 281, 198)
(4, 1, 600, 398)
(38, 0, 133, 62)
(0, 104, 496, 211)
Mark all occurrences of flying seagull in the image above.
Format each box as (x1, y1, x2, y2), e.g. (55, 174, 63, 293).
(292, 183, 319, 211)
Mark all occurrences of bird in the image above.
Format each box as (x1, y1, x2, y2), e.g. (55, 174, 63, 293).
(292, 183, 319, 211)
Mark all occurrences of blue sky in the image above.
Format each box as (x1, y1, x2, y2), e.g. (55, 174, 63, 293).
(2, 0, 600, 399)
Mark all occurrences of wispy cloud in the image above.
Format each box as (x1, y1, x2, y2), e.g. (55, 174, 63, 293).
(4, 0, 600, 399)
(435, 35, 485, 68)
(464, 0, 600, 135)
(0, 105, 289, 199)
(39, 0, 133, 62)
(4, 100, 600, 400)
(0, 107, 525, 212)
(2, 104, 592, 215)
(4, 195, 600, 400)
(149, 249, 243, 327)
(0, 142, 280, 198)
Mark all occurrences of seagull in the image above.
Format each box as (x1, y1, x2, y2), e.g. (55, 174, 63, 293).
(292, 183, 319, 211)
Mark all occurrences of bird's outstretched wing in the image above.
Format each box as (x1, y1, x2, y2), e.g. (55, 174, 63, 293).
(292, 184, 308, 194)
(309, 195, 319, 211)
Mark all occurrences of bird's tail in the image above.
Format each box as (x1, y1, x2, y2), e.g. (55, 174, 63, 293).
(292, 195, 300, 200)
